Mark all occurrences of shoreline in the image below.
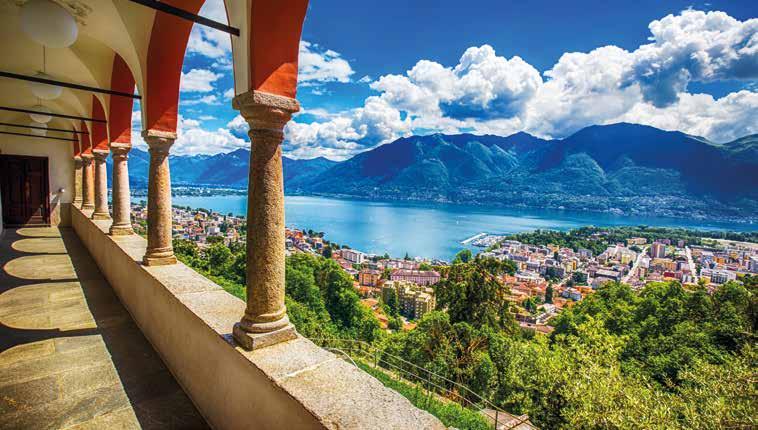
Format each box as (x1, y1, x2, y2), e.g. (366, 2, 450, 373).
(162, 192, 757, 232)
(128, 186, 757, 226)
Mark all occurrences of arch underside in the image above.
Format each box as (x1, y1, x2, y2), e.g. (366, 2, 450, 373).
(0, 0, 309, 157)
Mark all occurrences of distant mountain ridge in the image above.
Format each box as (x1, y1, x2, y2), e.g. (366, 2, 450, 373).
(114, 123, 758, 221)
(111, 147, 337, 190)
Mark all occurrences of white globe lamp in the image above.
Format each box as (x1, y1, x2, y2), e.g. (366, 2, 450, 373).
(20, 0, 79, 49)
(29, 105, 53, 123)
(29, 71, 63, 100)
(30, 121, 48, 136)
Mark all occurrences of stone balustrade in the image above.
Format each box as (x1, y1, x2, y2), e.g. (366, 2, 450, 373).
(71, 205, 445, 429)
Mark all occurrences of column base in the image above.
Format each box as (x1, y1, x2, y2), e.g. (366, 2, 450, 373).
(143, 254, 177, 266)
(233, 322, 297, 351)
(91, 212, 111, 220)
(109, 225, 134, 236)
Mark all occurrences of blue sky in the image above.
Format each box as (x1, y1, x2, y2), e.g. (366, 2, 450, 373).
(135, 0, 758, 159)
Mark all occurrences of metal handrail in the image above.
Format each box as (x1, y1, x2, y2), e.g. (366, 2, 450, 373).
(311, 337, 533, 429)
(314, 338, 503, 411)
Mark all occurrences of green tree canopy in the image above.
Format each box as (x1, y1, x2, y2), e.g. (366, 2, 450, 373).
(206, 243, 232, 275)
(435, 257, 516, 330)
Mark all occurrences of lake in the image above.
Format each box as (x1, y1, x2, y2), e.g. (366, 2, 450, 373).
(171, 195, 755, 261)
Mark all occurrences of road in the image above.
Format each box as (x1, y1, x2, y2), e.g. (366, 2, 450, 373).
(685, 246, 698, 283)
(623, 245, 648, 284)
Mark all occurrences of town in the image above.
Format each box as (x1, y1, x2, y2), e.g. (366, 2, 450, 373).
(131, 204, 758, 335)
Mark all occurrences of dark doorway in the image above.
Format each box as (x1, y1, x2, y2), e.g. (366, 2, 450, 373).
(0, 154, 50, 226)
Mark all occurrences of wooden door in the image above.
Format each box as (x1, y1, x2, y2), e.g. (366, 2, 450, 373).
(0, 155, 50, 226)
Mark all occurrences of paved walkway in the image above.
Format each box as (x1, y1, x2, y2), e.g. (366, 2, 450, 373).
(0, 227, 209, 430)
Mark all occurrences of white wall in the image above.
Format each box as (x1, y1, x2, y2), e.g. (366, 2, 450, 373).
(0, 134, 73, 226)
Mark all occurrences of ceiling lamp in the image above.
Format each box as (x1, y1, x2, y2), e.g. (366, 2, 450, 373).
(20, 0, 79, 49)
(29, 121, 47, 136)
(29, 71, 63, 100)
(29, 104, 53, 123)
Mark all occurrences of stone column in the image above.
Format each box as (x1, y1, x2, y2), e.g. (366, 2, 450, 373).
(81, 154, 95, 210)
(142, 130, 177, 266)
(232, 90, 299, 350)
(109, 144, 134, 235)
(73, 156, 83, 207)
(91, 150, 111, 220)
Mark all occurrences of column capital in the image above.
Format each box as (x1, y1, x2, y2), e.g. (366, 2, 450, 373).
(233, 90, 300, 135)
(92, 149, 109, 160)
(110, 143, 132, 159)
(142, 129, 176, 154)
(80, 153, 94, 160)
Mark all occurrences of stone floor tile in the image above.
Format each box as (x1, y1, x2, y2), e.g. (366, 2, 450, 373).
(0, 376, 58, 416)
(61, 407, 141, 430)
(0, 227, 208, 429)
(0, 340, 55, 367)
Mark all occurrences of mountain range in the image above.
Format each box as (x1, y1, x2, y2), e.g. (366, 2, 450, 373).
(113, 123, 758, 221)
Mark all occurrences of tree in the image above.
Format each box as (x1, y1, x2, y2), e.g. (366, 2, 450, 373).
(206, 243, 232, 275)
(551, 280, 755, 387)
(545, 284, 554, 304)
(206, 235, 224, 245)
(523, 297, 537, 313)
(388, 315, 402, 331)
(418, 262, 432, 271)
(173, 239, 199, 259)
(286, 254, 328, 317)
(386, 288, 400, 317)
(435, 257, 515, 330)
(452, 249, 473, 264)
(383, 312, 491, 394)
(229, 253, 247, 284)
(228, 241, 245, 254)
(285, 253, 380, 342)
(322, 247, 332, 258)
(674, 346, 757, 429)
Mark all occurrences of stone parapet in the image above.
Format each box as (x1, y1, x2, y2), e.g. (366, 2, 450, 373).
(70, 205, 445, 430)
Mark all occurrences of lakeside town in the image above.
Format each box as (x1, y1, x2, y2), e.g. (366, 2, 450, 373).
(131, 202, 758, 335)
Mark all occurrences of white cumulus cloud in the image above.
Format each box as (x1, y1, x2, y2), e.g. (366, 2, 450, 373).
(180, 69, 222, 93)
(298, 41, 355, 85)
(187, 0, 231, 59)
(625, 10, 758, 106)
(173, 115, 246, 156)
(181, 94, 220, 105)
(283, 9, 757, 159)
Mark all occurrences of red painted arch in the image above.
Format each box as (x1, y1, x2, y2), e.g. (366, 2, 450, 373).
(144, 0, 205, 133)
(108, 54, 136, 145)
(91, 96, 108, 151)
(73, 127, 81, 157)
(248, 0, 309, 98)
(80, 120, 92, 156)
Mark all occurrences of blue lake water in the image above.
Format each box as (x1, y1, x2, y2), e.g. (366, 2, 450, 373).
(171, 195, 755, 261)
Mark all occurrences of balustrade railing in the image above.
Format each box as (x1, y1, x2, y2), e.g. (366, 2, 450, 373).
(311, 337, 534, 430)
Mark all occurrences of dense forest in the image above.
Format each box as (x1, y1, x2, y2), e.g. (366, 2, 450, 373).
(174, 238, 756, 429)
